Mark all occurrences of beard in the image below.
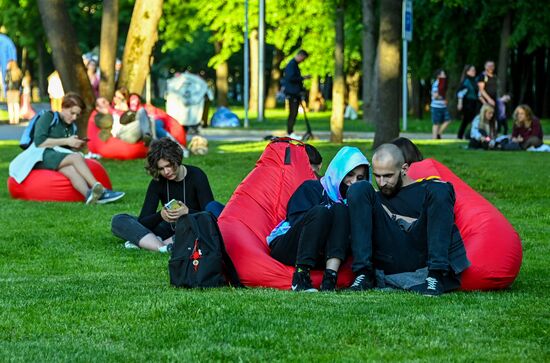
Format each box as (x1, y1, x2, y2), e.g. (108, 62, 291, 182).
(379, 175, 403, 197)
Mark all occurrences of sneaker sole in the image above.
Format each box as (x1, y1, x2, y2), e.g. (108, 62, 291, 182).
(97, 192, 126, 204)
(86, 183, 104, 205)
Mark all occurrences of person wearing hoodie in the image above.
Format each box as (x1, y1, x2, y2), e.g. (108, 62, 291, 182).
(267, 146, 371, 292)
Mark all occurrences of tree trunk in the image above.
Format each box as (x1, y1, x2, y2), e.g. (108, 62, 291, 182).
(118, 0, 163, 95)
(99, 0, 118, 100)
(362, 0, 376, 122)
(543, 48, 550, 118)
(373, 0, 401, 148)
(347, 70, 360, 111)
(37, 0, 94, 136)
(37, 43, 47, 101)
(265, 48, 283, 109)
(249, 29, 258, 113)
(214, 41, 228, 107)
(534, 47, 546, 116)
(497, 11, 511, 97)
(308, 75, 320, 110)
(331, 0, 345, 143)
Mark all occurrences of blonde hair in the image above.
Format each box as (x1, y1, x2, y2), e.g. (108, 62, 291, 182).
(6, 60, 22, 83)
(478, 104, 495, 137)
(513, 104, 534, 128)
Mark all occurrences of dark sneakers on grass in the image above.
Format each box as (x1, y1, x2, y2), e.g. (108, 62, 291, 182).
(409, 271, 444, 297)
(291, 268, 318, 292)
(320, 269, 338, 291)
(348, 271, 375, 291)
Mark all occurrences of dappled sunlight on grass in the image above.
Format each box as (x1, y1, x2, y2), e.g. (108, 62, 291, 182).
(217, 141, 270, 153)
(413, 139, 467, 146)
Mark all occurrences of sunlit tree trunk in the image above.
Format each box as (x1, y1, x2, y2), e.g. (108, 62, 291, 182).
(265, 48, 283, 109)
(362, 0, 376, 122)
(37, 44, 47, 101)
(118, 0, 163, 94)
(99, 0, 118, 100)
(331, 0, 345, 143)
(249, 29, 258, 113)
(214, 41, 228, 107)
(347, 70, 360, 111)
(308, 74, 320, 110)
(37, 0, 94, 136)
(373, 0, 401, 148)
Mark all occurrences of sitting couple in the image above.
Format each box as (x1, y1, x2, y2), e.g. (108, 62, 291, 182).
(94, 91, 177, 146)
(270, 139, 470, 296)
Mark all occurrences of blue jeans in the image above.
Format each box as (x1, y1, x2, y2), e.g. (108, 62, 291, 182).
(155, 119, 168, 138)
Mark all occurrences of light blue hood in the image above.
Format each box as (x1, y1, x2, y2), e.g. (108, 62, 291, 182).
(320, 146, 370, 203)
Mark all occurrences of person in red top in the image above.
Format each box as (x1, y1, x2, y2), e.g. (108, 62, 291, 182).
(511, 104, 543, 150)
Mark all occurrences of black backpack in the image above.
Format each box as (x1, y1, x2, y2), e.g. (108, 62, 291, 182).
(169, 211, 242, 288)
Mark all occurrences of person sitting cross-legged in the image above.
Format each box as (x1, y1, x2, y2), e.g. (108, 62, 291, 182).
(267, 146, 370, 292)
(111, 137, 222, 252)
(347, 143, 470, 296)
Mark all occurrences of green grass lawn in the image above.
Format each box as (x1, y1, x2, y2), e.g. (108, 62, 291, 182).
(0, 139, 548, 361)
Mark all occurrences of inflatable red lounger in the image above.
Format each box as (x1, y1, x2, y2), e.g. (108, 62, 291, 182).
(219, 141, 522, 291)
(7, 159, 112, 202)
(409, 159, 522, 290)
(87, 107, 186, 160)
(218, 139, 356, 289)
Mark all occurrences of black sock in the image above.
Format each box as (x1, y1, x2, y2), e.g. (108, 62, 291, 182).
(296, 264, 310, 273)
(325, 269, 337, 277)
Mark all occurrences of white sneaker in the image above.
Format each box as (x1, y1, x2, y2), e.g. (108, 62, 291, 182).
(124, 241, 140, 249)
(288, 132, 300, 140)
(86, 182, 105, 205)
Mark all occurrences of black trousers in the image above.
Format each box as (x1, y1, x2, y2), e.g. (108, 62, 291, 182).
(270, 204, 350, 268)
(348, 181, 469, 276)
(457, 98, 478, 139)
(286, 95, 301, 134)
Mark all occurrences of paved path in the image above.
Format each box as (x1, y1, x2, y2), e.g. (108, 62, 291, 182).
(1, 102, 437, 142)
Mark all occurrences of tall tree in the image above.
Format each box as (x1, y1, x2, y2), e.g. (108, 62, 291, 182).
(331, 0, 345, 143)
(361, 0, 376, 121)
(214, 41, 228, 107)
(249, 29, 259, 113)
(373, 0, 401, 148)
(99, 0, 119, 99)
(37, 0, 94, 136)
(265, 48, 283, 109)
(118, 0, 163, 94)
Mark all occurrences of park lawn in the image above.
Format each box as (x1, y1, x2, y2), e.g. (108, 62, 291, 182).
(0, 139, 548, 361)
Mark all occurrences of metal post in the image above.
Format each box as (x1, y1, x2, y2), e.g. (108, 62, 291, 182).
(258, 0, 265, 122)
(402, 39, 407, 131)
(243, 0, 249, 127)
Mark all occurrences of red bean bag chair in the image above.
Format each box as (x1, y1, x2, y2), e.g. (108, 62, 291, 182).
(408, 158, 522, 290)
(7, 159, 112, 202)
(87, 106, 186, 160)
(218, 139, 356, 289)
(219, 142, 521, 291)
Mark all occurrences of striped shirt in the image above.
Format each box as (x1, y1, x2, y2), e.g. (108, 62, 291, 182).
(430, 79, 447, 108)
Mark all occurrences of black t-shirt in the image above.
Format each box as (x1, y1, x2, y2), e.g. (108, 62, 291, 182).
(477, 71, 497, 101)
(138, 165, 214, 229)
(378, 181, 428, 219)
(286, 180, 331, 226)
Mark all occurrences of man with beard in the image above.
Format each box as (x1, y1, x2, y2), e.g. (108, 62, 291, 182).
(346, 144, 470, 296)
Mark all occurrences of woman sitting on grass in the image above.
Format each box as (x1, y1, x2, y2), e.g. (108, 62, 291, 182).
(508, 105, 543, 150)
(111, 137, 222, 252)
(267, 146, 370, 292)
(9, 93, 125, 205)
(469, 104, 496, 149)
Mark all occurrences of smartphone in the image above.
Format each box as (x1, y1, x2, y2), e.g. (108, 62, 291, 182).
(164, 199, 180, 211)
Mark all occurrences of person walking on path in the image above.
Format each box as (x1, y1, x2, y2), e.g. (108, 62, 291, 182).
(282, 50, 310, 139)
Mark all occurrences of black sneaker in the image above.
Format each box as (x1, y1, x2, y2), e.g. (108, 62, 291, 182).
(410, 273, 444, 297)
(348, 272, 375, 291)
(291, 268, 318, 292)
(320, 269, 338, 291)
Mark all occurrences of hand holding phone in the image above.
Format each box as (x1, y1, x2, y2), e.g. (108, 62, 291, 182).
(164, 199, 180, 211)
(79, 137, 90, 142)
